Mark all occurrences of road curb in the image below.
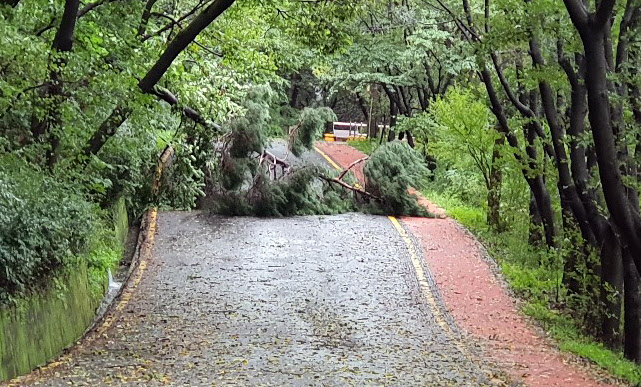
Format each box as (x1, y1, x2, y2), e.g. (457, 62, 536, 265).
(92, 207, 158, 336)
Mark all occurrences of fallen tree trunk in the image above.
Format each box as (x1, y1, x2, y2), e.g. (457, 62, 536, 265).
(319, 175, 381, 201)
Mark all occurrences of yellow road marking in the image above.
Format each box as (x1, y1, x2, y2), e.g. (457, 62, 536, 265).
(388, 216, 474, 360)
(313, 145, 343, 171)
(96, 208, 157, 335)
(388, 217, 451, 332)
(313, 145, 474, 361)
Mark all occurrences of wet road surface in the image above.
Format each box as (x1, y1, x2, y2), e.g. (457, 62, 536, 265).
(20, 211, 505, 386)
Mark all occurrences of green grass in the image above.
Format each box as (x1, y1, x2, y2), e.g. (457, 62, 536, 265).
(422, 188, 641, 385)
(346, 138, 379, 155)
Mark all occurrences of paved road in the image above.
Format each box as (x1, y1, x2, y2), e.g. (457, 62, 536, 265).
(266, 139, 329, 168)
(20, 211, 505, 386)
(16, 146, 506, 386)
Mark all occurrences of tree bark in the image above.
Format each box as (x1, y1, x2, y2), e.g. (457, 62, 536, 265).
(528, 192, 544, 245)
(138, 0, 236, 94)
(137, 0, 160, 36)
(82, 106, 132, 158)
(487, 135, 504, 231)
(600, 224, 623, 348)
(624, 249, 641, 363)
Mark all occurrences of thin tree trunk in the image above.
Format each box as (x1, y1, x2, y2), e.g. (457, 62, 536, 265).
(406, 131, 415, 148)
(82, 106, 132, 158)
(387, 100, 397, 142)
(31, 0, 80, 167)
(529, 192, 544, 245)
(487, 135, 504, 231)
(47, 0, 81, 166)
(479, 66, 558, 248)
(137, 0, 160, 36)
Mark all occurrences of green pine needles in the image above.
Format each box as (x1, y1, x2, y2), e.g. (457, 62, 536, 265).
(364, 141, 432, 216)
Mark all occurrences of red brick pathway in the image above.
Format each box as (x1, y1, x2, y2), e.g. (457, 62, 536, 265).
(315, 141, 615, 387)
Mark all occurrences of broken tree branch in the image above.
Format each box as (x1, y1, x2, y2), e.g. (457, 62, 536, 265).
(337, 157, 368, 181)
(319, 175, 381, 201)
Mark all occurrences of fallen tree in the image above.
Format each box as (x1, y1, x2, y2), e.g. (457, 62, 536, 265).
(192, 86, 431, 217)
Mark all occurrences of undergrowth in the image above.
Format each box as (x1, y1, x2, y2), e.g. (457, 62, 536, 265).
(422, 188, 641, 384)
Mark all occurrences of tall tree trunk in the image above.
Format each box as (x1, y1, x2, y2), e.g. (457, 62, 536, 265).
(387, 100, 397, 142)
(406, 131, 415, 148)
(31, 0, 80, 166)
(289, 85, 300, 109)
(624, 249, 641, 363)
(529, 192, 544, 245)
(356, 93, 369, 122)
(600, 226, 623, 348)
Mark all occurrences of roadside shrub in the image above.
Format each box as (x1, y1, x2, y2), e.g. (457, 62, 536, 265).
(0, 157, 95, 300)
(85, 130, 158, 217)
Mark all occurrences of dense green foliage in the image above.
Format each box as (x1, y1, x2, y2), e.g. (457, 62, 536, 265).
(364, 141, 430, 216)
(0, 156, 127, 304)
(0, 157, 94, 298)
